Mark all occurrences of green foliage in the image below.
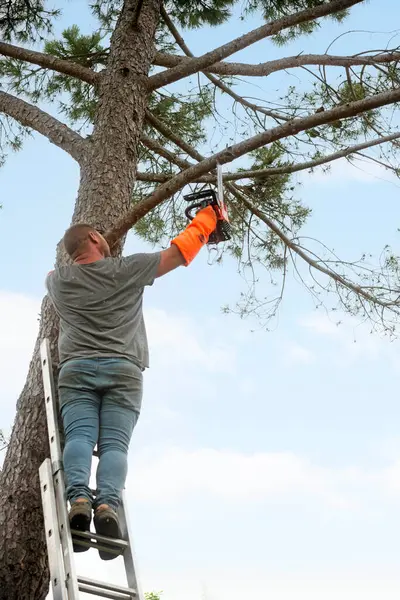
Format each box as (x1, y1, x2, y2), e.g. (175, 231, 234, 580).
(45, 26, 105, 67)
(338, 81, 366, 104)
(43, 26, 106, 123)
(164, 0, 235, 28)
(0, 0, 59, 42)
(144, 593, 162, 600)
(0, 25, 106, 127)
(90, 0, 235, 31)
(226, 144, 310, 269)
(90, 0, 121, 32)
(149, 88, 213, 145)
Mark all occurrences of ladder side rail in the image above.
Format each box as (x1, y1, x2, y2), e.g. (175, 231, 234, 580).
(40, 338, 63, 470)
(119, 491, 144, 600)
(39, 459, 69, 600)
(40, 338, 80, 600)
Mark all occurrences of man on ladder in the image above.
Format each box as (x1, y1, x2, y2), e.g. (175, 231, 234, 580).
(45, 205, 217, 561)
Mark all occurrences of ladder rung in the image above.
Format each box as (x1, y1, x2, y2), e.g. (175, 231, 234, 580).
(78, 576, 136, 598)
(72, 538, 122, 556)
(78, 582, 134, 599)
(71, 529, 128, 555)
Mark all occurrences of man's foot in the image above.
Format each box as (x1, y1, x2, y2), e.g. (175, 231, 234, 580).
(93, 504, 121, 561)
(69, 498, 92, 553)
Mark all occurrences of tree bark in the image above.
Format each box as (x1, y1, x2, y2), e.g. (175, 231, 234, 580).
(0, 2, 161, 599)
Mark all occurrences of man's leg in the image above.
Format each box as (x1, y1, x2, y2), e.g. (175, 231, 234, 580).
(58, 358, 100, 546)
(94, 358, 142, 559)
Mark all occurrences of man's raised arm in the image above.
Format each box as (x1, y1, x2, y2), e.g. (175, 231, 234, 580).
(156, 206, 217, 278)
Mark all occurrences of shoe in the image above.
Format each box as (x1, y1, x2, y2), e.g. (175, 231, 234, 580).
(69, 498, 92, 553)
(93, 504, 121, 561)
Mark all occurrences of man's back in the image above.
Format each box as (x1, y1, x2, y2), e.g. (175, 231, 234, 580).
(46, 252, 160, 369)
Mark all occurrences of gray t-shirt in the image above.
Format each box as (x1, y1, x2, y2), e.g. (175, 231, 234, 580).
(46, 252, 161, 369)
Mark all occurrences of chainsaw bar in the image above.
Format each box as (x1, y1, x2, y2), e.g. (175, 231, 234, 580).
(183, 164, 232, 245)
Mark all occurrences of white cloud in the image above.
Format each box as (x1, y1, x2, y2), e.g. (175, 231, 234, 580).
(300, 312, 341, 337)
(187, 570, 400, 600)
(126, 447, 363, 511)
(285, 341, 315, 364)
(144, 307, 236, 374)
(119, 443, 400, 518)
(300, 312, 392, 365)
(0, 291, 41, 411)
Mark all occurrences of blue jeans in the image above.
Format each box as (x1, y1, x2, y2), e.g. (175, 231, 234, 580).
(58, 357, 143, 510)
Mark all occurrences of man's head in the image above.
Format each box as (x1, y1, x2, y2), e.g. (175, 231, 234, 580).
(63, 223, 111, 261)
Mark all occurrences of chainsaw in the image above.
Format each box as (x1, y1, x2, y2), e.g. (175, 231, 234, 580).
(183, 164, 232, 245)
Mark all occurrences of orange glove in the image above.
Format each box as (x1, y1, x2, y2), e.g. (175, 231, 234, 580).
(171, 205, 217, 266)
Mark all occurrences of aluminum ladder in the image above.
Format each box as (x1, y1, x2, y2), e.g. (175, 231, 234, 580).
(38, 338, 144, 600)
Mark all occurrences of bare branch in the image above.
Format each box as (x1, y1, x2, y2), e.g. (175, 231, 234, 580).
(153, 51, 183, 68)
(154, 49, 400, 78)
(0, 41, 100, 85)
(136, 171, 174, 182)
(149, 0, 364, 89)
(108, 83, 400, 245)
(234, 186, 397, 310)
(227, 131, 400, 179)
(160, 5, 191, 56)
(0, 90, 87, 162)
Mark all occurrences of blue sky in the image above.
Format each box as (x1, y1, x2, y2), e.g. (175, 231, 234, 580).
(2, 1, 400, 599)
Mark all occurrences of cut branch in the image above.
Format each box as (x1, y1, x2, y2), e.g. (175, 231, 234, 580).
(0, 41, 100, 85)
(108, 83, 400, 245)
(136, 130, 400, 183)
(149, 0, 363, 89)
(0, 90, 87, 162)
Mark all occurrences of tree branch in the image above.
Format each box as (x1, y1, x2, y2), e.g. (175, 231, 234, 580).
(135, 130, 400, 183)
(141, 133, 193, 170)
(108, 83, 400, 245)
(0, 41, 100, 85)
(148, 0, 364, 89)
(154, 49, 400, 78)
(0, 90, 87, 162)
(145, 110, 203, 162)
(159, 7, 289, 123)
(227, 131, 400, 180)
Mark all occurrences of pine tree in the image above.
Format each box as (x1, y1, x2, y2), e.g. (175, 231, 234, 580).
(1, 1, 400, 597)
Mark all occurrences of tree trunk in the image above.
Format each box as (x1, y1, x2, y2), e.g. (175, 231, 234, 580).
(0, 2, 161, 598)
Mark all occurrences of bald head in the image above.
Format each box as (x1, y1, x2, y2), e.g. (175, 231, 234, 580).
(63, 223, 110, 261)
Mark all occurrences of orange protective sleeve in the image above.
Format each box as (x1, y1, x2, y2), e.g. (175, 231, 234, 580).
(171, 206, 217, 266)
